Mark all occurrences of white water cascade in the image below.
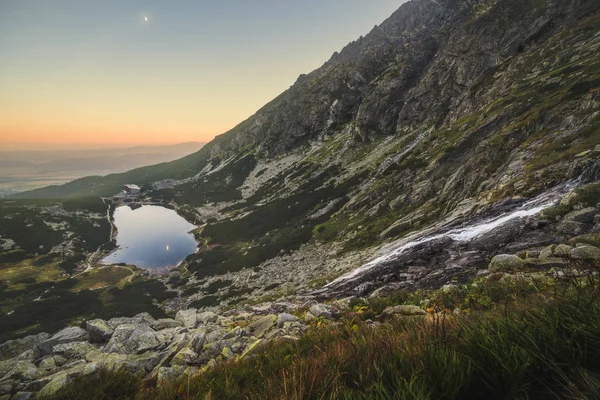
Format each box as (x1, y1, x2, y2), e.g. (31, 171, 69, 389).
(326, 181, 578, 287)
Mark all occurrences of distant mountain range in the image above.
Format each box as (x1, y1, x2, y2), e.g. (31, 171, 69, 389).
(0, 142, 205, 197)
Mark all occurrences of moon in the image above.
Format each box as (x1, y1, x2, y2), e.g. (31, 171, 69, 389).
(166, 245, 169, 251)
(144, 16, 148, 22)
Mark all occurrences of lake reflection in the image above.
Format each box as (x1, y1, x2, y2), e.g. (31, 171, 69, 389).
(103, 205, 197, 272)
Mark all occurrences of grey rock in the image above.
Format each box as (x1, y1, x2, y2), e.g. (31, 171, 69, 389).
(52, 341, 96, 360)
(10, 392, 33, 400)
(151, 318, 183, 331)
(176, 309, 197, 329)
(171, 348, 200, 366)
(554, 244, 573, 257)
(133, 312, 155, 324)
(221, 347, 235, 360)
(304, 312, 316, 323)
(277, 313, 298, 328)
(0, 333, 50, 361)
(223, 327, 243, 340)
(36, 327, 89, 357)
(0, 380, 14, 396)
(489, 254, 526, 272)
(563, 207, 597, 224)
(190, 333, 206, 353)
(2, 361, 40, 381)
(85, 319, 114, 343)
(539, 245, 556, 260)
(309, 304, 337, 319)
(37, 357, 57, 373)
(53, 355, 67, 367)
(205, 328, 226, 343)
(197, 311, 218, 326)
(107, 313, 154, 330)
(103, 324, 137, 353)
(381, 305, 427, 317)
(35, 363, 86, 398)
(240, 339, 266, 359)
(557, 221, 587, 236)
(245, 315, 277, 338)
(570, 246, 600, 260)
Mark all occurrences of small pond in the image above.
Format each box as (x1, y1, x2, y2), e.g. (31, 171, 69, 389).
(102, 205, 197, 272)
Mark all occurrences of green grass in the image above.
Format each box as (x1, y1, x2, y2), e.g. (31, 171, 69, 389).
(47, 268, 600, 400)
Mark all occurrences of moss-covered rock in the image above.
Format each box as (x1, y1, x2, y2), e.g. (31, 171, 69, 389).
(380, 305, 427, 317)
(489, 254, 526, 272)
(554, 244, 574, 257)
(570, 245, 600, 260)
(85, 319, 113, 343)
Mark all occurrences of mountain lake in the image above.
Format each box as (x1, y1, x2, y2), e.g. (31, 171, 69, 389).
(102, 205, 198, 272)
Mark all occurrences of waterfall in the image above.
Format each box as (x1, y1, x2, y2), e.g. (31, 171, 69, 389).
(325, 180, 579, 287)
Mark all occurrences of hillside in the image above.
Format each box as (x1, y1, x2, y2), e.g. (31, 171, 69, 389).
(1, 0, 600, 398)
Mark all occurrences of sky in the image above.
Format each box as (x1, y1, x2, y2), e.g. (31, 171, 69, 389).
(0, 1, 406, 150)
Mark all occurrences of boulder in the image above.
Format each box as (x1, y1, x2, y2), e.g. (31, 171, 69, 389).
(381, 305, 427, 317)
(221, 347, 235, 360)
(151, 318, 183, 331)
(554, 244, 573, 257)
(277, 313, 298, 328)
(35, 363, 86, 398)
(489, 254, 526, 272)
(223, 327, 243, 340)
(197, 311, 219, 326)
(11, 392, 33, 400)
(240, 339, 266, 359)
(204, 327, 226, 343)
(0, 380, 14, 396)
(103, 324, 137, 353)
(157, 366, 185, 386)
(188, 333, 206, 353)
(108, 313, 155, 329)
(533, 257, 568, 268)
(304, 312, 316, 323)
(245, 315, 277, 338)
(0, 333, 50, 361)
(563, 207, 597, 224)
(570, 245, 600, 260)
(568, 234, 600, 248)
(170, 348, 200, 366)
(557, 221, 587, 236)
(52, 341, 97, 360)
(2, 360, 40, 381)
(36, 327, 89, 357)
(175, 309, 197, 329)
(309, 304, 337, 319)
(85, 319, 114, 343)
(539, 245, 556, 260)
(0, 359, 15, 378)
(37, 357, 57, 373)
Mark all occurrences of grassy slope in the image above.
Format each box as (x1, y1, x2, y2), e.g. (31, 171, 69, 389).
(47, 268, 600, 400)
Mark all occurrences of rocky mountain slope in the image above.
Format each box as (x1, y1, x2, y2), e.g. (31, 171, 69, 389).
(4, 0, 600, 359)
(2, 0, 600, 397)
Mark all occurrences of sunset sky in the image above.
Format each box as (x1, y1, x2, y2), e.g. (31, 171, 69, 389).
(0, 1, 405, 150)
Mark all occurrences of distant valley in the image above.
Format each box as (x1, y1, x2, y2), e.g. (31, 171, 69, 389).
(0, 142, 205, 197)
